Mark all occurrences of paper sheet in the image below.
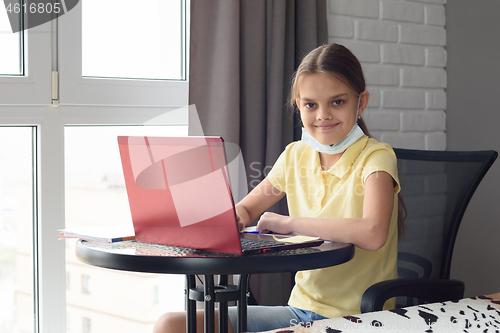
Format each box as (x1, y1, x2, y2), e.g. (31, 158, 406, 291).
(273, 235, 320, 244)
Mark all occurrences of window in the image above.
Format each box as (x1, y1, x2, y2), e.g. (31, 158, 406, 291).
(81, 275, 92, 294)
(82, 0, 184, 80)
(82, 317, 91, 333)
(0, 127, 34, 333)
(0, 0, 190, 332)
(65, 125, 188, 331)
(0, 7, 23, 75)
(0, 5, 50, 105)
(59, 0, 188, 106)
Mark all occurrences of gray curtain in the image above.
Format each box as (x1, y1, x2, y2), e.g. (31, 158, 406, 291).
(189, 0, 328, 305)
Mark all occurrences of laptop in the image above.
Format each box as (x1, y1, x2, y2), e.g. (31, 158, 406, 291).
(117, 136, 323, 256)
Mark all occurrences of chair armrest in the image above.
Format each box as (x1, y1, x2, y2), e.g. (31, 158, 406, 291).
(360, 278, 465, 313)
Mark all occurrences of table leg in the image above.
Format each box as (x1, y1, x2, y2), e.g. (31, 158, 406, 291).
(218, 275, 229, 333)
(237, 274, 250, 333)
(187, 274, 246, 333)
(204, 275, 215, 333)
(186, 275, 197, 333)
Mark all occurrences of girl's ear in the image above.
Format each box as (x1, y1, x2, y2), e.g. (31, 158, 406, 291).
(358, 91, 370, 116)
(295, 98, 301, 111)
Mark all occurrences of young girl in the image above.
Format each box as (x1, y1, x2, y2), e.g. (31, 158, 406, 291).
(154, 43, 402, 333)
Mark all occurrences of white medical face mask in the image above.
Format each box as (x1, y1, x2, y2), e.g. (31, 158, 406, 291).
(301, 98, 364, 155)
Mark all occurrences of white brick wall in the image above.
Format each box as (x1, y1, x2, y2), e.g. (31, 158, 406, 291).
(327, 0, 447, 150)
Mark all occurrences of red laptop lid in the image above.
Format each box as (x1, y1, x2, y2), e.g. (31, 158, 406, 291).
(118, 136, 243, 255)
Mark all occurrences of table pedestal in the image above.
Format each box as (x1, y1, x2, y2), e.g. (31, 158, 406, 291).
(75, 240, 354, 333)
(187, 274, 250, 333)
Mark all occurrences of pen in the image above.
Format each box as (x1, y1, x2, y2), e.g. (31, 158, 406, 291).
(243, 230, 260, 234)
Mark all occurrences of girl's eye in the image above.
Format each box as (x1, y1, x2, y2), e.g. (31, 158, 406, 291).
(332, 99, 344, 106)
(304, 102, 316, 109)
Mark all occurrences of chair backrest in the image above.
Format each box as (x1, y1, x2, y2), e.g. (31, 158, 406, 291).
(394, 149, 497, 283)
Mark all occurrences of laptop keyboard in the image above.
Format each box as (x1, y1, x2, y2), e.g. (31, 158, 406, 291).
(240, 238, 280, 250)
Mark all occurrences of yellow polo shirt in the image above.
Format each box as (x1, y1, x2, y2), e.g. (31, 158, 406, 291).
(267, 135, 400, 318)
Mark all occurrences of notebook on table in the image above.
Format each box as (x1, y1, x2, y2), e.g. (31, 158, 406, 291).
(117, 136, 323, 256)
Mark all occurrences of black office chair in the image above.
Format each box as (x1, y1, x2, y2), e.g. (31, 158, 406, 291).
(360, 148, 497, 313)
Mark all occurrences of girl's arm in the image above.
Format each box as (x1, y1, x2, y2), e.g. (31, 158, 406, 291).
(235, 177, 285, 231)
(256, 171, 395, 251)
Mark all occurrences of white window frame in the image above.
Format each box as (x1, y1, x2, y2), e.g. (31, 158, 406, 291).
(0, 1, 190, 331)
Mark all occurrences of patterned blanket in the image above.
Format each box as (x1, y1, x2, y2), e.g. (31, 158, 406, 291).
(259, 293, 500, 333)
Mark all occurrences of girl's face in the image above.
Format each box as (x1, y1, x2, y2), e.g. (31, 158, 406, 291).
(296, 73, 369, 146)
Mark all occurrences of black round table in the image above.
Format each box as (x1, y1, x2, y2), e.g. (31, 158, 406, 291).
(76, 240, 354, 333)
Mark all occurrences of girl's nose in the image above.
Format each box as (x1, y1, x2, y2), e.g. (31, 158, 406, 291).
(316, 107, 333, 120)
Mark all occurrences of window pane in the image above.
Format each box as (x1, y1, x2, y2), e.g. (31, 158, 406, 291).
(0, 127, 34, 333)
(82, 0, 184, 80)
(65, 125, 187, 333)
(0, 4, 23, 75)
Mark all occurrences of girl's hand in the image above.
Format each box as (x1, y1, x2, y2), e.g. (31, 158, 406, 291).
(256, 212, 292, 234)
(236, 213, 246, 232)
(235, 177, 285, 233)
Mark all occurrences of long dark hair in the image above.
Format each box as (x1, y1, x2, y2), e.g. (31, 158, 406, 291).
(291, 43, 406, 238)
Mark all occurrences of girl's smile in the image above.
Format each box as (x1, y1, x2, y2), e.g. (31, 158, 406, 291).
(315, 123, 339, 131)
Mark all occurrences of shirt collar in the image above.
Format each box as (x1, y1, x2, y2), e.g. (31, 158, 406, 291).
(302, 135, 369, 178)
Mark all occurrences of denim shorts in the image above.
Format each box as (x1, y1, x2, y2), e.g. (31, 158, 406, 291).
(227, 305, 327, 332)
